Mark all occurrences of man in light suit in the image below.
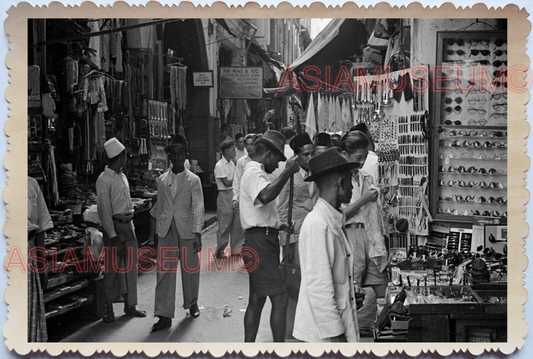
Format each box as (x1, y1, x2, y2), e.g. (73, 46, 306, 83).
(294, 147, 364, 342)
(150, 135, 204, 332)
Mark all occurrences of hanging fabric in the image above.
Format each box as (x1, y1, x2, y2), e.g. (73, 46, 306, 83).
(317, 93, 325, 133)
(341, 97, 351, 131)
(334, 95, 342, 132)
(305, 93, 316, 139)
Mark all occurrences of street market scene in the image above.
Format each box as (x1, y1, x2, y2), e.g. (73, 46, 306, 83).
(26, 16, 509, 344)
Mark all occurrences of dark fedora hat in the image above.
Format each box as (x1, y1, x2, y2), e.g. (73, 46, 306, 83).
(290, 132, 313, 152)
(305, 147, 359, 182)
(256, 130, 287, 161)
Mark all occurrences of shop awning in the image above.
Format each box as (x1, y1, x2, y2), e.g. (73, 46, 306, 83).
(288, 18, 369, 73)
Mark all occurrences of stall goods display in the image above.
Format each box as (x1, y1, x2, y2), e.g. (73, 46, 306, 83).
(403, 286, 482, 311)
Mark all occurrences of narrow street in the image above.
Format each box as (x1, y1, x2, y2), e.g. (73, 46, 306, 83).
(54, 223, 278, 343)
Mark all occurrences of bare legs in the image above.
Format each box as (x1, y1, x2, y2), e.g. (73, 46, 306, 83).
(244, 292, 288, 342)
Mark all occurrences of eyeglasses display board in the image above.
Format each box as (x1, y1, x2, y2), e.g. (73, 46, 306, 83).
(431, 31, 507, 222)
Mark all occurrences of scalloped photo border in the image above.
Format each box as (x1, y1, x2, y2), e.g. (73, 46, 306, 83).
(3, 1, 530, 356)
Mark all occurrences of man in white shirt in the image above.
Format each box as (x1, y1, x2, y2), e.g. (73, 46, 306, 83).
(232, 133, 260, 209)
(214, 140, 243, 258)
(96, 138, 147, 323)
(239, 130, 299, 342)
(294, 147, 363, 342)
(234, 133, 247, 161)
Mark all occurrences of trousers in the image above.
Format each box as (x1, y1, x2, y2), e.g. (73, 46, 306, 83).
(215, 190, 244, 255)
(154, 219, 200, 318)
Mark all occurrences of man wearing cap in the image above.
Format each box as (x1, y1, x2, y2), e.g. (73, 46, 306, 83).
(96, 137, 147, 323)
(277, 132, 316, 338)
(293, 147, 363, 342)
(149, 135, 204, 332)
(313, 132, 332, 156)
(214, 139, 243, 258)
(239, 130, 300, 342)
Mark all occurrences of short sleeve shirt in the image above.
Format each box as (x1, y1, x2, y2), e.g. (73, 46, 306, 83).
(239, 161, 280, 230)
(214, 157, 235, 190)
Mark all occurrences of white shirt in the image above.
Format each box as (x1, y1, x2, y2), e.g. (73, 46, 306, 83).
(239, 161, 280, 230)
(214, 157, 235, 190)
(28, 177, 53, 233)
(362, 150, 379, 184)
(96, 166, 134, 238)
(166, 169, 187, 198)
(235, 148, 247, 161)
(232, 154, 252, 202)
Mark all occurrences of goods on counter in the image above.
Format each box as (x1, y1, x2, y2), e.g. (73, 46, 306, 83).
(403, 286, 477, 306)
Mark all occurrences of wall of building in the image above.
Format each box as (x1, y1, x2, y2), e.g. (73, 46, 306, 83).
(411, 18, 500, 67)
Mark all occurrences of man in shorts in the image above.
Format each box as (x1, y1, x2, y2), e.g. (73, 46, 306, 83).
(239, 130, 299, 342)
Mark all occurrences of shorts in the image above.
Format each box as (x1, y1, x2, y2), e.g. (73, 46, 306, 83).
(243, 227, 287, 297)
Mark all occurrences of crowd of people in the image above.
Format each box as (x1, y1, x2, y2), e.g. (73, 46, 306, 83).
(28, 123, 390, 343)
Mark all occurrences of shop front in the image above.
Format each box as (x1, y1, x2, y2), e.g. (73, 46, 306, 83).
(284, 17, 508, 342)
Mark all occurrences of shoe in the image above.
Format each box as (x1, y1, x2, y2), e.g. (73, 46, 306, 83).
(189, 303, 200, 319)
(103, 304, 115, 323)
(150, 316, 172, 332)
(124, 306, 147, 317)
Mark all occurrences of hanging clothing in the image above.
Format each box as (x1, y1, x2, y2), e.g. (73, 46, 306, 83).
(305, 94, 317, 139)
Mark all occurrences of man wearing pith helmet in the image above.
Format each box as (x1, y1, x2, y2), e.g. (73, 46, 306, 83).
(96, 137, 147, 323)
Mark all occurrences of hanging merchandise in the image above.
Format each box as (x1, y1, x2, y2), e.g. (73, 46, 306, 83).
(304, 93, 316, 138)
(341, 96, 352, 131)
(65, 57, 79, 95)
(317, 93, 325, 133)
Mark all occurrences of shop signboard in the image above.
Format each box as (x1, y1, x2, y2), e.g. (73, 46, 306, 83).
(219, 66, 263, 99)
(193, 71, 214, 87)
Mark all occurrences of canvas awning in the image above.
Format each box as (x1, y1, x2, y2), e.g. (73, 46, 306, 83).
(288, 18, 369, 77)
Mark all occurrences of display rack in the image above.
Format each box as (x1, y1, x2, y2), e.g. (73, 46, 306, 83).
(430, 31, 507, 223)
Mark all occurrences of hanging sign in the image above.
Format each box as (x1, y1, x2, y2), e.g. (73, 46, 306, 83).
(219, 67, 263, 99)
(193, 71, 214, 87)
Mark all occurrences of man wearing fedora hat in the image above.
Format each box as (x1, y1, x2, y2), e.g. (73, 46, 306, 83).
(239, 130, 300, 342)
(293, 147, 363, 342)
(149, 134, 205, 332)
(277, 132, 317, 338)
(96, 137, 147, 323)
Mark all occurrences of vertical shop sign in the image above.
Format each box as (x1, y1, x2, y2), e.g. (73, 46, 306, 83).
(219, 67, 263, 99)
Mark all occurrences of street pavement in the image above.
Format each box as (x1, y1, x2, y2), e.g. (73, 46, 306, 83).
(58, 224, 277, 343)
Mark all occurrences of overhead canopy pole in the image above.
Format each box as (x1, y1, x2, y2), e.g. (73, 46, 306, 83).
(31, 18, 183, 48)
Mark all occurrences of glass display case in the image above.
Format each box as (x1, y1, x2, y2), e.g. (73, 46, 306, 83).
(430, 31, 507, 223)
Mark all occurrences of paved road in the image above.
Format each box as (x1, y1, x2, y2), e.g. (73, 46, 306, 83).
(59, 224, 276, 343)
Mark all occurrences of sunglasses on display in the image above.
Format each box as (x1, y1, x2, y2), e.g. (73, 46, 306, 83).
(445, 97, 463, 104)
(467, 107, 487, 115)
(467, 97, 488, 105)
(446, 49, 466, 56)
(469, 39, 490, 47)
(492, 103, 508, 111)
(444, 119, 462, 126)
(447, 39, 465, 46)
(494, 50, 507, 57)
(491, 93, 507, 100)
(467, 118, 488, 126)
(470, 49, 491, 56)
(446, 106, 462, 114)
(494, 39, 507, 47)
